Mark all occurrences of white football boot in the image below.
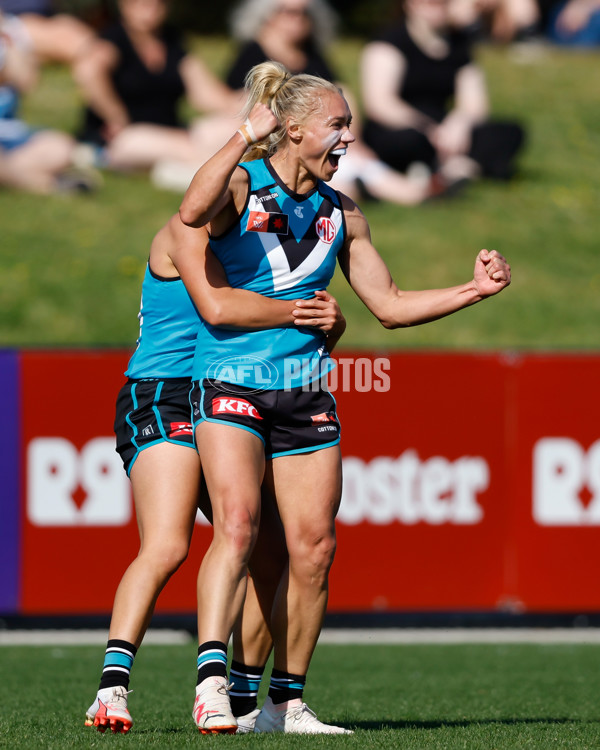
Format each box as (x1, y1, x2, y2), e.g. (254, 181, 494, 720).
(85, 686, 133, 734)
(254, 695, 353, 734)
(192, 676, 237, 734)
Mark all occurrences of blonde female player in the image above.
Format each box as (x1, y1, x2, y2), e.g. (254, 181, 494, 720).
(177, 61, 511, 734)
(83, 216, 346, 734)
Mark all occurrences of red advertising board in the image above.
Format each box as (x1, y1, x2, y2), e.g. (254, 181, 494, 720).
(329, 352, 508, 611)
(15, 349, 600, 615)
(19, 351, 212, 614)
(504, 353, 600, 611)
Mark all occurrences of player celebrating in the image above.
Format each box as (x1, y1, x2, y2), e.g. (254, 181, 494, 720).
(177, 61, 511, 734)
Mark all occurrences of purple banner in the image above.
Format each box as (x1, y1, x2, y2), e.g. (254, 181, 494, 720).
(0, 350, 20, 613)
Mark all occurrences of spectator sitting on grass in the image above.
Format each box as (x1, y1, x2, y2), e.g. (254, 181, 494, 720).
(74, 0, 243, 191)
(449, 0, 540, 42)
(0, 11, 99, 193)
(0, 0, 95, 66)
(225, 0, 455, 205)
(360, 0, 525, 185)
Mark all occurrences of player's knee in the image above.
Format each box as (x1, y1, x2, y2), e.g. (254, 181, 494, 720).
(290, 530, 336, 582)
(216, 508, 259, 559)
(138, 538, 189, 578)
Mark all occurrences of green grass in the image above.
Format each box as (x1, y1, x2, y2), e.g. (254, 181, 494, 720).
(2, 39, 599, 349)
(2, 643, 600, 747)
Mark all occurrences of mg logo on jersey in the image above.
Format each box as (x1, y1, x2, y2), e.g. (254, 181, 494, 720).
(534, 438, 600, 525)
(315, 216, 336, 244)
(27, 437, 131, 526)
(213, 397, 263, 420)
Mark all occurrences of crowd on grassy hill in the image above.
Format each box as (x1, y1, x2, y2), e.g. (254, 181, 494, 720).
(0, 0, 598, 198)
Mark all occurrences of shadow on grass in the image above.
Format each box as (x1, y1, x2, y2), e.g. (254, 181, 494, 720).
(351, 717, 596, 731)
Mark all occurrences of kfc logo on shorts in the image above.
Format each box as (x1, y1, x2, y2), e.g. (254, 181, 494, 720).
(213, 397, 263, 420)
(170, 422, 193, 437)
(311, 412, 337, 424)
(315, 217, 336, 244)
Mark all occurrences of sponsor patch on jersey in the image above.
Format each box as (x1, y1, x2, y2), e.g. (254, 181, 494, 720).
(247, 211, 289, 235)
(315, 216, 337, 244)
(169, 421, 193, 437)
(311, 412, 337, 424)
(212, 397, 263, 420)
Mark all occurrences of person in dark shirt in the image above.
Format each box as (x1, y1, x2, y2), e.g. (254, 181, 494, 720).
(225, 0, 445, 205)
(361, 0, 525, 182)
(74, 0, 241, 187)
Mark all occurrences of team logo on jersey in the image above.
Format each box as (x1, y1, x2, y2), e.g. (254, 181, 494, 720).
(169, 422, 193, 437)
(294, 206, 304, 218)
(247, 211, 289, 235)
(315, 216, 336, 244)
(212, 397, 263, 420)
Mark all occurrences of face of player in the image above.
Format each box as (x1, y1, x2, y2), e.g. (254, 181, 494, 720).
(295, 89, 355, 183)
(267, 0, 313, 45)
(119, 0, 169, 34)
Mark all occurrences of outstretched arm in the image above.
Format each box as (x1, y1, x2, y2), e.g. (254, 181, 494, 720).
(337, 196, 511, 329)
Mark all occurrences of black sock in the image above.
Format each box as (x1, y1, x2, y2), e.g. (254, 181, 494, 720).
(98, 639, 137, 691)
(229, 660, 265, 716)
(267, 667, 306, 705)
(196, 641, 228, 686)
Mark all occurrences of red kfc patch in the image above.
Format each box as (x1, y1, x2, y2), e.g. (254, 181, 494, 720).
(170, 421, 193, 437)
(212, 398, 263, 420)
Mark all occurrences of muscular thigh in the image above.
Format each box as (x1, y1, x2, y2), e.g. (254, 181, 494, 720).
(271, 445, 343, 544)
(129, 441, 200, 546)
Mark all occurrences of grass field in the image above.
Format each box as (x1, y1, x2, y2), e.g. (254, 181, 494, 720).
(2, 642, 600, 748)
(1, 39, 599, 350)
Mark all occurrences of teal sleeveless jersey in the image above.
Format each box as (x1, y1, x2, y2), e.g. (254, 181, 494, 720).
(192, 158, 346, 390)
(126, 264, 199, 378)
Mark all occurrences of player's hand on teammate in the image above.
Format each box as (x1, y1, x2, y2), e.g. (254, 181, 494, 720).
(293, 290, 346, 336)
(473, 249, 511, 298)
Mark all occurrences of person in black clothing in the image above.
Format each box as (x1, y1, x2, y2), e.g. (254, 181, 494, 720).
(74, 0, 241, 186)
(361, 0, 524, 182)
(225, 0, 451, 205)
(227, 0, 338, 88)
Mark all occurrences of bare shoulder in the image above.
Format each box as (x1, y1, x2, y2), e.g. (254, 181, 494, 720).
(149, 215, 185, 277)
(339, 192, 371, 242)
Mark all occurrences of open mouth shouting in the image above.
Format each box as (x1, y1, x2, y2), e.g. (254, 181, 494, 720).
(328, 147, 347, 170)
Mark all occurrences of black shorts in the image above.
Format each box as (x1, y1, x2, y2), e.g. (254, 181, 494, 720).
(191, 379, 340, 459)
(114, 378, 195, 475)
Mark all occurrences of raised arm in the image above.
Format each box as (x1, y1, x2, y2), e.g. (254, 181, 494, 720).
(178, 103, 279, 230)
(337, 195, 511, 328)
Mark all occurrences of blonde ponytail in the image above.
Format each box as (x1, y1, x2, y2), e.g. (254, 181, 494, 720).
(240, 61, 341, 162)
